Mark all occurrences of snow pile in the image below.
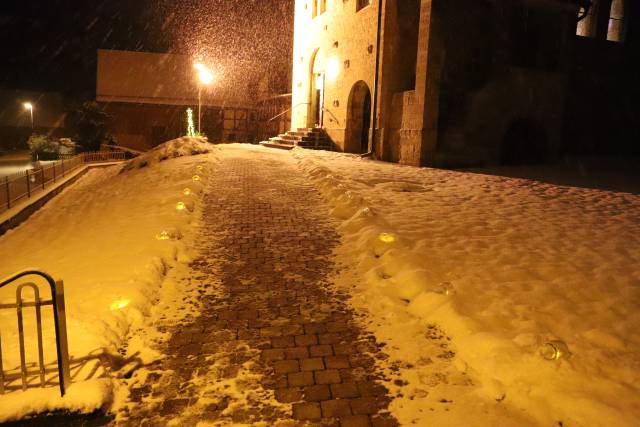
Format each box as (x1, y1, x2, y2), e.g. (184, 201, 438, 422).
(0, 139, 218, 422)
(293, 148, 640, 426)
(121, 137, 212, 171)
(0, 379, 121, 423)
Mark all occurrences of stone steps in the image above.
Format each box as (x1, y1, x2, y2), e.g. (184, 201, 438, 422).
(260, 128, 333, 151)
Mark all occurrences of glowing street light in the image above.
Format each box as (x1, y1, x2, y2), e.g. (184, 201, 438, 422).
(23, 102, 34, 130)
(193, 63, 214, 135)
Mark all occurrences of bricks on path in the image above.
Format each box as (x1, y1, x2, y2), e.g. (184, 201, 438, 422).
(120, 152, 398, 426)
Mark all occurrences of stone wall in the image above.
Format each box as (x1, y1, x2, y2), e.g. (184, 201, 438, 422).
(291, 0, 378, 152)
(291, 0, 581, 167)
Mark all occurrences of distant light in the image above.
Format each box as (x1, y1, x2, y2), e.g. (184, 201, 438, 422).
(378, 233, 396, 243)
(110, 298, 130, 311)
(183, 188, 192, 196)
(196, 165, 204, 172)
(192, 175, 201, 182)
(326, 56, 340, 81)
(176, 201, 186, 211)
(23, 102, 33, 111)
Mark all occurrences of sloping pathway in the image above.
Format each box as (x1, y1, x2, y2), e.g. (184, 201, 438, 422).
(120, 148, 397, 426)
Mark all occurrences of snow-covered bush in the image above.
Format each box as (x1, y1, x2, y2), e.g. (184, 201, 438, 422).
(27, 134, 59, 160)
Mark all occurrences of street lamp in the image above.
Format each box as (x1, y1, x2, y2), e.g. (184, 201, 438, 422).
(23, 102, 34, 130)
(193, 63, 214, 135)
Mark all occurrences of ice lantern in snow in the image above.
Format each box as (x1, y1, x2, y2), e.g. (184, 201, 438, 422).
(110, 298, 130, 311)
(156, 230, 171, 240)
(378, 233, 397, 243)
(192, 175, 201, 183)
(183, 188, 192, 196)
(176, 202, 186, 211)
(540, 340, 571, 360)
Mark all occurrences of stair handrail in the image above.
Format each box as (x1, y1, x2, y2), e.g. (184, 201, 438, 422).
(257, 93, 293, 104)
(321, 107, 342, 127)
(268, 102, 310, 123)
(0, 270, 71, 396)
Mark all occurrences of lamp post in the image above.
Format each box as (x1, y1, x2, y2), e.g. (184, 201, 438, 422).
(23, 102, 34, 130)
(193, 63, 214, 135)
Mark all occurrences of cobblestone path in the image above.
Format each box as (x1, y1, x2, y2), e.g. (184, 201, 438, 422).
(121, 149, 397, 426)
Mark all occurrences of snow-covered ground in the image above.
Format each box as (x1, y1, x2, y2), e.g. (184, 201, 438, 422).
(0, 138, 217, 422)
(292, 148, 640, 426)
(1, 142, 638, 425)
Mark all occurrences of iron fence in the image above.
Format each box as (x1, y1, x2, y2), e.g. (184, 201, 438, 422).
(0, 152, 126, 214)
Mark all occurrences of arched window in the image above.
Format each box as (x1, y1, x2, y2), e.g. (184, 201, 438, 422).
(607, 0, 626, 42)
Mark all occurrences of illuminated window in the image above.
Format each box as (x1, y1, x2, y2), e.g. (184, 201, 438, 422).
(313, 0, 326, 17)
(577, 0, 627, 42)
(357, 0, 371, 13)
(576, 2, 596, 37)
(607, 0, 626, 42)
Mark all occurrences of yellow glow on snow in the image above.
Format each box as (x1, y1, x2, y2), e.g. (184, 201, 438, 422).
(192, 175, 201, 182)
(378, 233, 397, 243)
(183, 188, 192, 196)
(326, 56, 340, 81)
(110, 298, 130, 311)
(196, 165, 204, 172)
(156, 230, 171, 240)
(176, 202, 186, 211)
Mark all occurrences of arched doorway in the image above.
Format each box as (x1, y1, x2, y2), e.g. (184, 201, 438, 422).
(308, 49, 325, 128)
(345, 81, 372, 154)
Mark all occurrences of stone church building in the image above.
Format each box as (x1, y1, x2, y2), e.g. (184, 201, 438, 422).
(288, 0, 632, 167)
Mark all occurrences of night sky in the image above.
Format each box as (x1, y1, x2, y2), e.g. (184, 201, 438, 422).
(0, 0, 294, 99)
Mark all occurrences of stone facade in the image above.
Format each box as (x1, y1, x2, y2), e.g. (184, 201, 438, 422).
(291, 0, 582, 167)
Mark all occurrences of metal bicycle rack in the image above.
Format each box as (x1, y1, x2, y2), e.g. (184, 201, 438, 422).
(0, 270, 71, 396)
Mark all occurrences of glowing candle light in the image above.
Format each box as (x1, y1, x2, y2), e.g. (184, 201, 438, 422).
(540, 341, 570, 360)
(192, 175, 201, 182)
(110, 298, 130, 311)
(156, 230, 171, 240)
(176, 202, 186, 211)
(378, 233, 396, 243)
(183, 188, 192, 196)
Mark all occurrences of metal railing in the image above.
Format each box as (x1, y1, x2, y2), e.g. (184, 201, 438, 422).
(0, 151, 126, 214)
(268, 102, 310, 123)
(0, 270, 71, 396)
(321, 107, 342, 127)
